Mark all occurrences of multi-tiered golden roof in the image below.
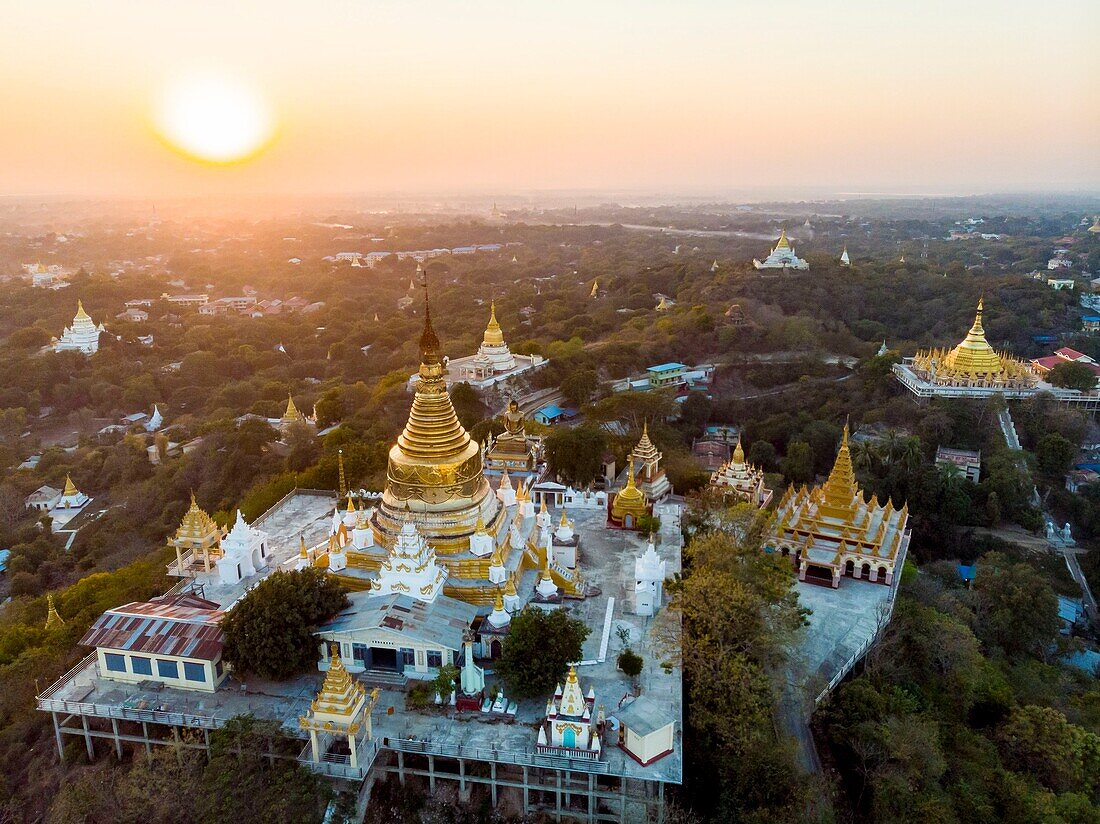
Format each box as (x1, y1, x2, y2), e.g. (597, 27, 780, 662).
(483, 301, 505, 347)
(910, 299, 1037, 387)
(769, 423, 910, 587)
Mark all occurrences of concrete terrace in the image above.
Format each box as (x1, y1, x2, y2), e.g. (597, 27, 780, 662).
(40, 495, 684, 786)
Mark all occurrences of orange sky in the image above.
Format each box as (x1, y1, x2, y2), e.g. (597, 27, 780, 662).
(2, 1, 1097, 197)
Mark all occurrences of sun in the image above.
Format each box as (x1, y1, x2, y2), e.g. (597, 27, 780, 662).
(153, 69, 275, 165)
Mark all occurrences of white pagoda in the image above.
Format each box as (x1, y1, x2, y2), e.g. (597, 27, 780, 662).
(54, 301, 103, 354)
(753, 230, 809, 271)
(537, 666, 601, 758)
(56, 475, 89, 510)
(634, 535, 667, 617)
(370, 522, 446, 602)
(840, 247, 851, 266)
(216, 510, 271, 586)
(709, 437, 773, 508)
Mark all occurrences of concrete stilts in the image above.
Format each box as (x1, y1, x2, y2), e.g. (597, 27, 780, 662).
(52, 712, 65, 762)
(111, 717, 123, 760)
(80, 714, 94, 760)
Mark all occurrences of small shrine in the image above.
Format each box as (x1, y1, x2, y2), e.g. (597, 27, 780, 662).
(299, 647, 376, 772)
(167, 493, 224, 577)
(216, 510, 270, 586)
(536, 666, 601, 760)
(56, 475, 89, 510)
(483, 399, 544, 481)
(708, 437, 773, 508)
(54, 300, 103, 355)
(633, 535, 667, 617)
(630, 423, 671, 501)
(753, 229, 809, 271)
(45, 594, 64, 630)
(609, 457, 651, 530)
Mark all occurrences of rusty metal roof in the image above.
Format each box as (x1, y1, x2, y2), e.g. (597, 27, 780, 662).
(79, 594, 225, 661)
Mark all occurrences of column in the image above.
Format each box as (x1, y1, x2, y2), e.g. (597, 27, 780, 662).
(52, 711, 65, 763)
(397, 750, 405, 785)
(588, 773, 595, 823)
(111, 718, 123, 760)
(428, 753, 436, 794)
(798, 561, 807, 582)
(870, 567, 879, 583)
(349, 733, 358, 770)
(310, 729, 320, 762)
(142, 722, 152, 756)
(81, 714, 94, 761)
(522, 766, 530, 815)
(490, 762, 498, 807)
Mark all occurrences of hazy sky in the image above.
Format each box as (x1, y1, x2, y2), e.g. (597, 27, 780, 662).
(2, 0, 1097, 198)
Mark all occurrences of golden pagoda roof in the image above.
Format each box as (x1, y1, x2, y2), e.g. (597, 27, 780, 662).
(819, 422, 860, 518)
(612, 456, 648, 522)
(732, 436, 745, 465)
(483, 301, 505, 347)
(283, 395, 304, 422)
(775, 229, 790, 250)
(1089, 217, 1100, 233)
(633, 421, 661, 463)
(590, 280, 599, 297)
(504, 577, 517, 596)
(74, 300, 91, 321)
(941, 298, 1006, 376)
(386, 276, 485, 501)
(300, 647, 366, 730)
(173, 493, 221, 545)
(45, 594, 64, 630)
(62, 474, 80, 498)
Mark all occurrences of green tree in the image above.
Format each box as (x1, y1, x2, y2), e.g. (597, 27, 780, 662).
(496, 607, 589, 699)
(448, 382, 485, 429)
(221, 569, 349, 679)
(1035, 432, 1076, 477)
(972, 552, 1059, 658)
(781, 440, 814, 484)
(560, 368, 599, 407)
(544, 424, 608, 485)
(1046, 361, 1098, 392)
(998, 705, 1100, 797)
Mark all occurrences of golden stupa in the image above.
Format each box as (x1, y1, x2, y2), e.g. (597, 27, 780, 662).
(370, 278, 503, 559)
(483, 300, 505, 347)
(910, 298, 1036, 387)
(610, 456, 650, 528)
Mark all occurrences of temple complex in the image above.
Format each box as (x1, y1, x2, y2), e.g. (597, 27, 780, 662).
(894, 299, 1046, 399)
(753, 230, 809, 271)
(412, 298, 546, 390)
(54, 300, 103, 354)
(767, 423, 910, 588)
(166, 493, 224, 577)
(709, 437, 773, 507)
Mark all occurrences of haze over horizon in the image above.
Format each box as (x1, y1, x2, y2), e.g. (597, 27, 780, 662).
(4, 0, 1098, 199)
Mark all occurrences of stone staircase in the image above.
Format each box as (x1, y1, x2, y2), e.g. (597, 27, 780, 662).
(355, 670, 409, 689)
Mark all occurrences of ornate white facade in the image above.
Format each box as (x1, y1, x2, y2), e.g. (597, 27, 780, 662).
(217, 511, 271, 586)
(54, 301, 103, 354)
(371, 522, 446, 603)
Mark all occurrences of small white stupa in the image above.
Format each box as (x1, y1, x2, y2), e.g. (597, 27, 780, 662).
(634, 535, 667, 617)
(217, 510, 270, 585)
(371, 522, 445, 602)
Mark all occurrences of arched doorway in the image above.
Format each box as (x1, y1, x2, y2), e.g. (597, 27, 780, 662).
(623, 515, 635, 529)
(562, 727, 576, 748)
(490, 639, 502, 659)
(861, 563, 871, 578)
(878, 565, 888, 582)
(845, 560, 855, 577)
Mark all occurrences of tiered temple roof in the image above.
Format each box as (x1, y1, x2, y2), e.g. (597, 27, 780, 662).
(167, 494, 224, 576)
(908, 299, 1038, 388)
(611, 456, 650, 529)
(768, 423, 909, 588)
(709, 437, 773, 507)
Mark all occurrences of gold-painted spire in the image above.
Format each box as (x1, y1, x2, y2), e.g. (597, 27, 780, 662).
(504, 577, 517, 596)
(475, 514, 486, 533)
(299, 534, 309, 559)
(283, 395, 303, 422)
(540, 497, 548, 514)
(941, 297, 1004, 376)
(820, 420, 860, 515)
(62, 474, 79, 498)
(483, 300, 505, 347)
(733, 435, 745, 465)
(74, 300, 90, 321)
(590, 280, 599, 297)
(301, 646, 366, 725)
(346, 492, 357, 515)
(337, 449, 347, 498)
(45, 594, 64, 630)
(775, 229, 790, 250)
(559, 508, 569, 527)
(386, 269, 485, 502)
(173, 492, 219, 544)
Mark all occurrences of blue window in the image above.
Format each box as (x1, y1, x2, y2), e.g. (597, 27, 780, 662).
(104, 652, 126, 673)
(183, 662, 206, 682)
(130, 656, 152, 675)
(157, 659, 179, 679)
(427, 650, 442, 668)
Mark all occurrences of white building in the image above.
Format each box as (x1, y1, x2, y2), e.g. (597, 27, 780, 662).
(216, 511, 271, 586)
(753, 230, 809, 271)
(634, 536, 667, 617)
(537, 666, 601, 759)
(54, 301, 103, 354)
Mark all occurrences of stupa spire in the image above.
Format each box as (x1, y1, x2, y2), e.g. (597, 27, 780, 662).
(483, 300, 504, 347)
(45, 594, 64, 630)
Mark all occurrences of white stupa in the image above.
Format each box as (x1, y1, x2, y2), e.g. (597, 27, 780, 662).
(145, 404, 164, 432)
(753, 230, 809, 271)
(634, 535, 667, 617)
(371, 522, 446, 602)
(217, 510, 271, 586)
(840, 247, 850, 266)
(54, 301, 103, 354)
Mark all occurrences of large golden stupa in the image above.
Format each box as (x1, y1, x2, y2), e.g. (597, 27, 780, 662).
(369, 281, 504, 559)
(909, 298, 1036, 387)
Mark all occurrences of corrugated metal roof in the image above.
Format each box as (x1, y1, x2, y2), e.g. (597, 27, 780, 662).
(318, 592, 476, 651)
(79, 594, 224, 661)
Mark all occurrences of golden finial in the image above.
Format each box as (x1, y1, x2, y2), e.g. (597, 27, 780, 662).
(299, 534, 308, 559)
(45, 595, 64, 630)
(62, 474, 78, 498)
(337, 449, 347, 498)
(559, 508, 568, 527)
(733, 435, 745, 465)
(346, 492, 357, 515)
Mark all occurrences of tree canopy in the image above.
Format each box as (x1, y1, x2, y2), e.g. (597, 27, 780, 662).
(495, 607, 589, 699)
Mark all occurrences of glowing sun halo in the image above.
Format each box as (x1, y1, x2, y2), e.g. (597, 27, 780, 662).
(154, 70, 275, 164)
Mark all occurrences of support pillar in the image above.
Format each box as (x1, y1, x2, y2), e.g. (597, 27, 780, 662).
(458, 758, 470, 803)
(588, 773, 595, 823)
(52, 711, 65, 763)
(522, 766, 530, 815)
(81, 714, 94, 761)
(142, 722, 152, 756)
(203, 728, 211, 761)
(428, 753, 436, 794)
(490, 761, 498, 806)
(556, 769, 562, 818)
(658, 781, 665, 824)
(397, 750, 406, 785)
(111, 717, 123, 760)
(349, 733, 359, 770)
